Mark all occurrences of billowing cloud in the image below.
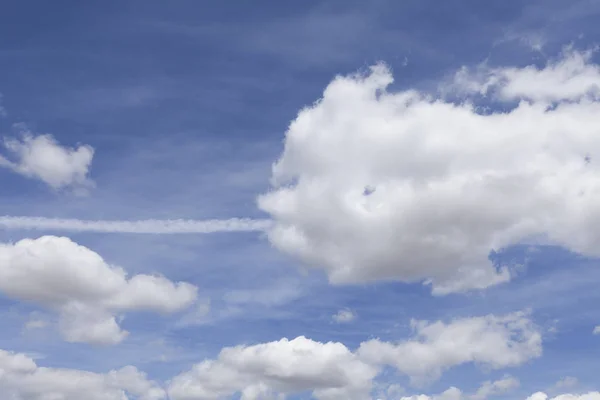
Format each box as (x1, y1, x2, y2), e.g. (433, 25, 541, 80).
(0, 130, 94, 192)
(0, 236, 198, 345)
(358, 312, 541, 384)
(0, 348, 165, 400)
(258, 48, 600, 294)
(169, 312, 538, 399)
(167, 336, 378, 400)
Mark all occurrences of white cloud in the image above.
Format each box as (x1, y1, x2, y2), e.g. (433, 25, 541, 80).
(23, 314, 48, 331)
(527, 393, 600, 400)
(0, 236, 198, 345)
(169, 312, 538, 399)
(358, 312, 541, 384)
(258, 49, 600, 294)
(452, 47, 600, 103)
(0, 215, 271, 233)
(471, 376, 520, 400)
(554, 377, 579, 390)
(167, 336, 378, 400)
(398, 376, 518, 400)
(400, 387, 600, 400)
(593, 326, 600, 335)
(375, 383, 405, 400)
(0, 348, 165, 400)
(401, 387, 464, 400)
(0, 130, 94, 192)
(332, 308, 356, 323)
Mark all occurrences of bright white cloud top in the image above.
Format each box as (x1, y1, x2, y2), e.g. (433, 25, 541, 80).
(168, 336, 378, 400)
(0, 236, 198, 345)
(258, 49, 600, 294)
(0, 131, 94, 192)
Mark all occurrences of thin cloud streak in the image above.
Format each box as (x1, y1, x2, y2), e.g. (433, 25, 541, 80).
(0, 216, 272, 234)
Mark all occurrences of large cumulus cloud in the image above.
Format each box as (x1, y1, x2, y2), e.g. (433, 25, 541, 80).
(259, 48, 600, 294)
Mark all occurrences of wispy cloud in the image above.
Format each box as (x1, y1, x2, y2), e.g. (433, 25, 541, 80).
(0, 216, 271, 234)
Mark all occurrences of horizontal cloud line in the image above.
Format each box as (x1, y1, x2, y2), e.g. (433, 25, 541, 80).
(0, 216, 272, 234)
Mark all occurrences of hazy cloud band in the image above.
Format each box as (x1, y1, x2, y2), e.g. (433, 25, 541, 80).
(0, 216, 272, 234)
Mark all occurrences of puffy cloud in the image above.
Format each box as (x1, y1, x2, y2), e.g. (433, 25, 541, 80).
(0, 348, 165, 400)
(258, 49, 600, 294)
(332, 309, 356, 323)
(167, 336, 378, 400)
(358, 312, 541, 384)
(593, 326, 600, 335)
(0, 130, 94, 192)
(527, 393, 600, 400)
(0, 236, 198, 345)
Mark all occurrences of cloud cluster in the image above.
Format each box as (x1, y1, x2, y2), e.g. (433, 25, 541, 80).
(359, 311, 541, 384)
(0, 130, 94, 192)
(2, 41, 599, 400)
(258, 48, 600, 294)
(168, 312, 539, 399)
(0, 236, 198, 344)
(0, 349, 165, 400)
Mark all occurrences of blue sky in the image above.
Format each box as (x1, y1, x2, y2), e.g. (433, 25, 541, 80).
(2, 1, 600, 399)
